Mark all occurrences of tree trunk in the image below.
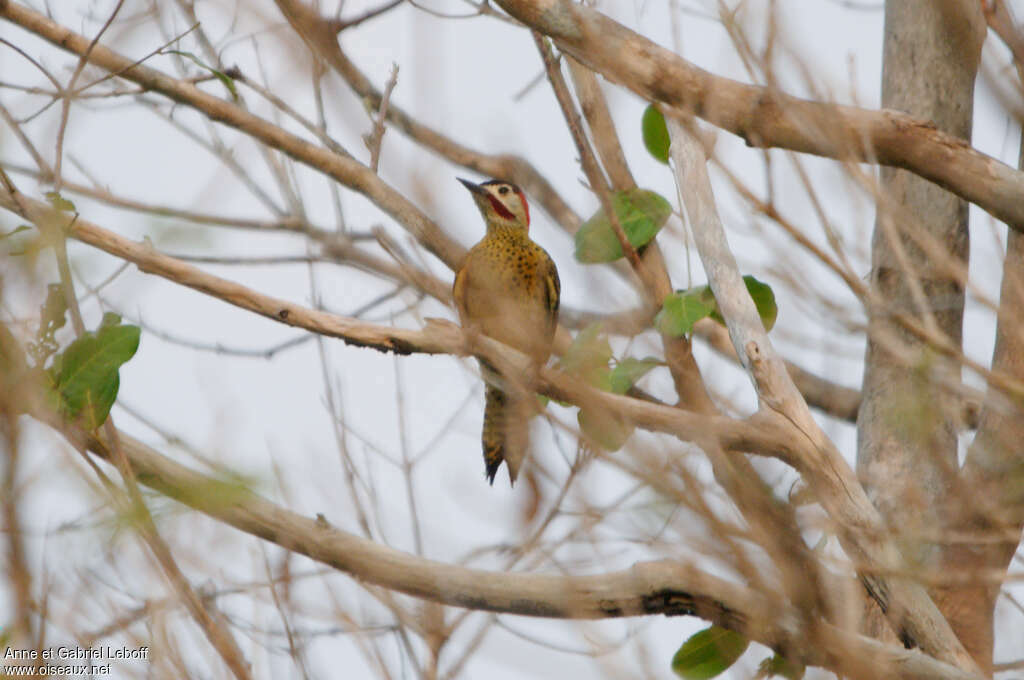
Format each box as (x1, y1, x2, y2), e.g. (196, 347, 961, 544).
(857, 0, 985, 668)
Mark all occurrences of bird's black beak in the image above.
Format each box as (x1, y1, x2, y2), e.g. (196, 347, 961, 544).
(457, 177, 484, 195)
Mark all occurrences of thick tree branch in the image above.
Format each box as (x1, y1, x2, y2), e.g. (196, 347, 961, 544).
(0, 120, 988, 680)
(0, 186, 789, 458)
(15, 408, 980, 680)
(666, 116, 980, 674)
(0, 171, 987, 678)
(858, 0, 982, 665)
(491, 0, 1024, 233)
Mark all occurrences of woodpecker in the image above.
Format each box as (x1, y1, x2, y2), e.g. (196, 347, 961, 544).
(453, 178, 560, 485)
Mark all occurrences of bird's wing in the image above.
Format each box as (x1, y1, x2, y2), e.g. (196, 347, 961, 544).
(542, 252, 560, 333)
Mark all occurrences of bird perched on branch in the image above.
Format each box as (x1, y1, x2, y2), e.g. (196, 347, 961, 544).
(453, 178, 560, 485)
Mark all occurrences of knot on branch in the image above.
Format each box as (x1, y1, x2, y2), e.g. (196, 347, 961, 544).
(641, 589, 699, 617)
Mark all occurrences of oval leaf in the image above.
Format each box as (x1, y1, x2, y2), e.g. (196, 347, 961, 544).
(656, 289, 716, 337)
(578, 407, 633, 451)
(610, 357, 660, 394)
(47, 321, 140, 430)
(560, 323, 613, 390)
(709, 275, 777, 332)
(743, 275, 777, 331)
(574, 189, 672, 263)
(642, 104, 670, 163)
(671, 626, 749, 680)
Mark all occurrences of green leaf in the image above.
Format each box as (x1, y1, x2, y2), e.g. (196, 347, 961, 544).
(744, 275, 778, 331)
(671, 626, 749, 680)
(99, 312, 122, 328)
(642, 104, 671, 163)
(656, 289, 716, 337)
(0, 225, 33, 240)
(46, 320, 140, 430)
(163, 50, 239, 100)
(708, 275, 777, 332)
(560, 324, 637, 450)
(658, 276, 777, 336)
(756, 655, 804, 680)
(559, 323, 613, 390)
(44, 191, 76, 212)
(578, 407, 633, 451)
(574, 188, 672, 263)
(609, 357, 660, 394)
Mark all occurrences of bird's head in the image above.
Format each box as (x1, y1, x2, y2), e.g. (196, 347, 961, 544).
(458, 177, 530, 233)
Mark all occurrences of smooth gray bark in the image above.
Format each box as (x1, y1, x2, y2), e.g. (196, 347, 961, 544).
(858, 0, 985, 666)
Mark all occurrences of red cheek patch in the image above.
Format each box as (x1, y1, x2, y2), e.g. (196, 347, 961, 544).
(487, 195, 515, 220)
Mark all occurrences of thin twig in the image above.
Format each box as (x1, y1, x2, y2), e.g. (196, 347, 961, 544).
(333, 0, 404, 31)
(531, 34, 643, 274)
(0, 168, 253, 680)
(366, 64, 399, 173)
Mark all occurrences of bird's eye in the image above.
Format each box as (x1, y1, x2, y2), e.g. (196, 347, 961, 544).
(498, 186, 510, 195)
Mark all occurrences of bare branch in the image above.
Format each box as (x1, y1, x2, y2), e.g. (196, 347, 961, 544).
(331, 0, 404, 32)
(0, 185, 789, 457)
(666, 115, 980, 674)
(0, 1, 466, 269)
(492, 0, 1024, 233)
(365, 63, 399, 173)
(532, 34, 639, 270)
(565, 57, 635, 191)
(273, 0, 582, 234)
(25, 410, 983, 680)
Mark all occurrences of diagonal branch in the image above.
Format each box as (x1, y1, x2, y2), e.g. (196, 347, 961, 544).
(491, 0, 1024, 232)
(564, 56, 635, 191)
(20, 407, 982, 680)
(666, 115, 980, 674)
(0, 184, 789, 458)
(273, 0, 582, 234)
(0, 134, 985, 678)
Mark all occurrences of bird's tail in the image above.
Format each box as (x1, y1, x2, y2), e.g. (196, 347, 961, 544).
(482, 383, 530, 485)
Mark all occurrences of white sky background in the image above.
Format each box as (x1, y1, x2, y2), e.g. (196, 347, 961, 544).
(2, 0, 1023, 677)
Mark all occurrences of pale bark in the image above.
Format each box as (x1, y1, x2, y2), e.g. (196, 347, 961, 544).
(959, 8, 1024, 668)
(35, 417, 978, 680)
(489, 0, 1024, 231)
(857, 0, 986, 668)
(4, 0, 1021, 674)
(667, 117, 978, 674)
(958, 170, 1024, 671)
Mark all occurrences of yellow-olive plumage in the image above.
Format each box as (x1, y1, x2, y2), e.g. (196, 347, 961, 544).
(453, 178, 560, 485)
